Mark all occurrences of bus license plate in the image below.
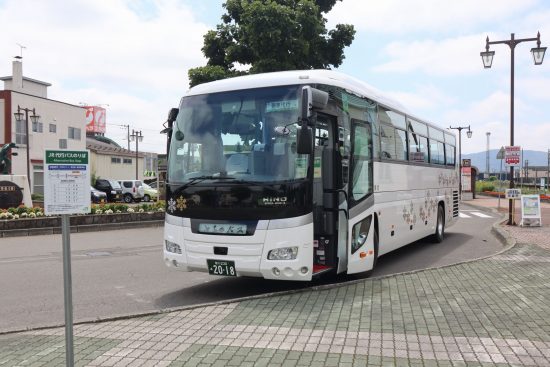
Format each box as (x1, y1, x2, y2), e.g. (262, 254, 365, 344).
(207, 260, 236, 276)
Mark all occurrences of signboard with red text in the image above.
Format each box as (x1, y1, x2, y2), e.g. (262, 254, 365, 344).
(84, 106, 106, 134)
(505, 146, 521, 166)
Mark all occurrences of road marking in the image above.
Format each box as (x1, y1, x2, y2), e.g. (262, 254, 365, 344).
(470, 212, 492, 218)
(459, 211, 493, 219)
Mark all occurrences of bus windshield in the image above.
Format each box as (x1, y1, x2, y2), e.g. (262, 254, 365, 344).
(169, 86, 309, 184)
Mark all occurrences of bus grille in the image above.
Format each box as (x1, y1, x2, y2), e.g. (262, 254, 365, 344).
(453, 190, 459, 217)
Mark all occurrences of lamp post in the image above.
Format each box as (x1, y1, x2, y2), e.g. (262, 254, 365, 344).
(13, 106, 40, 189)
(448, 125, 472, 199)
(480, 31, 546, 225)
(130, 130, 143, 180)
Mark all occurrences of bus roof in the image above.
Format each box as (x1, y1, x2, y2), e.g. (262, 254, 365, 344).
(187, 69, 405, 110)
(186, 69, 454, 143)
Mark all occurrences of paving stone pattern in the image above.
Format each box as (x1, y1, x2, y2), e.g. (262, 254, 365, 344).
(1, 242, 550, 365)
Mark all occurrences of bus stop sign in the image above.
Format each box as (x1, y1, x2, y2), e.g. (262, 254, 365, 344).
(505, 146, 520, 166)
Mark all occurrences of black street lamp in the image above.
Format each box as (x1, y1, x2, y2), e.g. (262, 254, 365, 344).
(130, 130, 143, 180)
(480, 32, 546, 225)
(448, 125, 472, 198)
(13, 106, 40, 189)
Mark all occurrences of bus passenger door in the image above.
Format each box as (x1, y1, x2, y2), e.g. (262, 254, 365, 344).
(312, 114, 346, 275)
(347, 120, 376, 274)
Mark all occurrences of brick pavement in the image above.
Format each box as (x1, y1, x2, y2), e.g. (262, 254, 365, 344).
(1, 197, 550, 366)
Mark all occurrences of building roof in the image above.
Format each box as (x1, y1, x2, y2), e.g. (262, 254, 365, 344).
(0, 75, 52, 87)
(86, 137, 145, 158)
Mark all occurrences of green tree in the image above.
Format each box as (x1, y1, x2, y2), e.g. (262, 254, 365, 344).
(188, 0, 355, 87)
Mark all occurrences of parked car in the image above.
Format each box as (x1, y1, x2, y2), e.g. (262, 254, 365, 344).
(142, 183, 158, 202)
(90, 186, 107, 204)
(118, 180, 145, 203)
(94, 179, 123, 202)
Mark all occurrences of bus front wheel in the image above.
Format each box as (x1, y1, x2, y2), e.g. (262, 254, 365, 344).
(433, 204, 445, 243)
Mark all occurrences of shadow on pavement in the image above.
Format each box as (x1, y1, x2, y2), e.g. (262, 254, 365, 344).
(155, 229, 496, 310)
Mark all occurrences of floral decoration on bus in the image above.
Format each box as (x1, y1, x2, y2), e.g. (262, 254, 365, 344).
(438, 172, 458, 187)
(167, 196, 189, 214)
(402, 201, 417, 225)
(422, 191, 437, 221)
(445, 192, 452, 215)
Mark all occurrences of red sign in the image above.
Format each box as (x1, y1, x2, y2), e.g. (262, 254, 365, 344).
(505, 146, 520, 166)
(84, 106, 106, 134)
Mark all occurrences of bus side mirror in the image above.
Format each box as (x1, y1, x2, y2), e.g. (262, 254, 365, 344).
(161, 107, 179, 157)
(300, 86, 329, 119)
(296, 126, 313, 155)
(167, 108, 179, 123)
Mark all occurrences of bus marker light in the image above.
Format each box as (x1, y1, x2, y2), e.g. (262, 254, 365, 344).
(273, 267, 280, 276)
(359, 252, 367, 258)
(300, 267, 308, 274)
(368, 250, 374, 255)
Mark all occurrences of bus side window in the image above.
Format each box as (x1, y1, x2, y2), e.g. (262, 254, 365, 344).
(351, 121, 373, 202)
(379, 123, 395, 159)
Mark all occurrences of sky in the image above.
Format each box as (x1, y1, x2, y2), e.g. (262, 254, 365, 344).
(1, 0, 549, 155)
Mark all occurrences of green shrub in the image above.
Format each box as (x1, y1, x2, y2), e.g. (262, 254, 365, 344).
(475, 181, 495, 192)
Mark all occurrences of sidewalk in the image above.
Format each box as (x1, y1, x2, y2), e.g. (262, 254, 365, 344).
(1, 198, 550, 366)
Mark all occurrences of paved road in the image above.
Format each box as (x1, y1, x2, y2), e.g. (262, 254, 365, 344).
(0, 203, 502, 332)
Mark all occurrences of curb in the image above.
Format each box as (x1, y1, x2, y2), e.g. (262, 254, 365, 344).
(0, 220, 164, 238)
(1, 207, 521, 336)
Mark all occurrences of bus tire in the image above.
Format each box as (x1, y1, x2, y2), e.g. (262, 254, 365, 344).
(433, 204, 445, 243)
(372, 226, 379, 269)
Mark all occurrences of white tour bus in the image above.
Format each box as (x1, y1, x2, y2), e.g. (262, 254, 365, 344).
(163, 70, 459, 281)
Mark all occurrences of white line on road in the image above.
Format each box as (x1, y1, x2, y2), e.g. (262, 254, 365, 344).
(470, 212, 492, 218)
(459, 213, 471, 218)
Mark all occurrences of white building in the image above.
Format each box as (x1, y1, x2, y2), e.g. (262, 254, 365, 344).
(0, 60, 86, 194)
(87, 136, 147, 181)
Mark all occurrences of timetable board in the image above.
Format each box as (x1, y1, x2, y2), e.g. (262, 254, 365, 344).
(44, 150, 91, 215)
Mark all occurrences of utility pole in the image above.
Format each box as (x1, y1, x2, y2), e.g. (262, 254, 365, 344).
(130, 130, 143, 180)
(523, 159, 529, 187)
(124, 124, 130, 150)
(485, 132, 491, 178)
(547, 149, 549, 192)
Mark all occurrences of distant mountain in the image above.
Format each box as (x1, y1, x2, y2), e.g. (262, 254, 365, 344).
(462, 149, 549, 173)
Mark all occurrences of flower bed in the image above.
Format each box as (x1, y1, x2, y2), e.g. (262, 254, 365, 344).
(0, 201, 166, 232)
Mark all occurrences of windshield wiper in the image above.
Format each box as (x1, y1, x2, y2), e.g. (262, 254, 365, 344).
(181, 175, 235, 189)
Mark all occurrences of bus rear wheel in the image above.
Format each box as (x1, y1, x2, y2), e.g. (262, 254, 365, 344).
(433, 205, 445, 243)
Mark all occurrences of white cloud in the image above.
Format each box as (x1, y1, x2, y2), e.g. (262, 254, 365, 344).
(328, 0, 539, 34)
(384, 84, 456, 115)
(373, 35, 493, 76)
(0, 0, 210, 153)
(442, 91, 550, 154)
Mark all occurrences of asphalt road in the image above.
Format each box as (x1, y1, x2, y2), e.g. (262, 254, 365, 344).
(0, 203, 503, 332)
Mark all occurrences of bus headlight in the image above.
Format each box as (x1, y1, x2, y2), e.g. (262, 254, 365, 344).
(165, 240, 182, 254)
(268, 247, 298, 260)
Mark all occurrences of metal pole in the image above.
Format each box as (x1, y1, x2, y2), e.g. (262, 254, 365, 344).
(458, 129, 462, 199)
(61, 214, 74, 367)
(498, 158, 502, 209)
(23, 108, 31, 190)
(508, 33, 516, 225)
(135, 136, 139, 180)
(485, 132, 491, 178)
(547, 148, 549, 192)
